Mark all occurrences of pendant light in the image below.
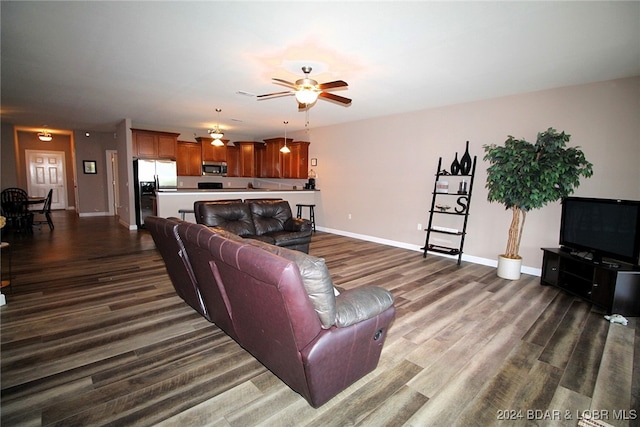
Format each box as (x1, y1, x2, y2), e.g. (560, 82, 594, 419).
(280, 121, 290, 153)
(209, 108, 224, 146)
(37, 130, 52, 142)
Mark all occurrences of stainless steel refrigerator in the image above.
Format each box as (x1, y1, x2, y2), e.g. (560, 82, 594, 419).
(133, 159, 177, 227)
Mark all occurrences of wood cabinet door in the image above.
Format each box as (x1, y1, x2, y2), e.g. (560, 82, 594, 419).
(238, 142, 256, 177)
(134, 132, 157, 158)
(263, 138, 286, 178)
(226, 145, 240, 177)
(199, 137, 227, 162)
(157, 134, 177, 159)
(177, 141, 202, 176)
(592, 268, 616, 310)
(292, 141, 309, 178)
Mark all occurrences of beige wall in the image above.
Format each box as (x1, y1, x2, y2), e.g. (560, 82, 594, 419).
(301, 76, 640, 271)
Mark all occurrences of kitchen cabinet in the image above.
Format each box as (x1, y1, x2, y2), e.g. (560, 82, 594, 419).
(262, 138, 287, 178)
(176, 140, 202, 176)
(132, 129, 179, 160)
(197, 137, 227, 162)
(283, 141, 310, 178)
(231, 141, 261, 178)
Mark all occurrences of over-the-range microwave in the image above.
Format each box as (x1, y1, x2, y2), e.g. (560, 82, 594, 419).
(202, 161, 227, 176)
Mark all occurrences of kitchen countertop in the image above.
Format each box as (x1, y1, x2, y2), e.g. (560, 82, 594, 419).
(158, 188, 318, 193)
(155, 188, 319, 222)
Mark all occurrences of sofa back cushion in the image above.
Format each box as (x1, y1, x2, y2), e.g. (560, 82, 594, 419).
(194, 201, 256, 237)
(145, 216, 208, 320)
(247, 239, 337, 328)
(250, 200, 293, 235)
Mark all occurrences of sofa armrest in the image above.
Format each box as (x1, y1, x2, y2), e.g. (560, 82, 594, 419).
(284, 217, 313, 233)
(335, 287, 394, 328)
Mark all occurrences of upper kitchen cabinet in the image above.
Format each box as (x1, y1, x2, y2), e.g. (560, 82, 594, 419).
(260, 138, 310, 179)
(229, 141, 262, 177)
(177, 140, 202, 176)
(132, 129, 179, 160)
(262, 137, 288, 178)
(197, 137, 227, 162)
(283, 141, 310, 179)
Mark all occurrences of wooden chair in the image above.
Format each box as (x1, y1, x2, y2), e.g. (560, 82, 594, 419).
(31, 189, 54, 230)
(1, 188, 33, 233)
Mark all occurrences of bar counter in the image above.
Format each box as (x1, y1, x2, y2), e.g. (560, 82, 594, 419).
(155, 188, 318, 223)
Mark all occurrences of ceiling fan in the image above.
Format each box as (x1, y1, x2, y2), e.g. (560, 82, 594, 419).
(257, 66, 352, 109)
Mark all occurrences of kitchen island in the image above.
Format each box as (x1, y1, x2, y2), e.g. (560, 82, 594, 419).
(155, 188, 318, 223)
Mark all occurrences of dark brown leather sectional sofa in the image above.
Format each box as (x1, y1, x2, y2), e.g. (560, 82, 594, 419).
(146, 216, 396, 407)
(194, 199, 312, 253)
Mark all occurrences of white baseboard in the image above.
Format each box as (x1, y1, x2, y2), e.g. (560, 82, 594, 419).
(78, 211, 110, 217)
(316, 226, 542, 277)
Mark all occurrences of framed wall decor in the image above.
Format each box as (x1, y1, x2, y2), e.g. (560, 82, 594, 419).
(83, 160, 97, 174)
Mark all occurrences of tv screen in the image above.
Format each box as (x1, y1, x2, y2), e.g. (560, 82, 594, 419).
(560, 197, 640, 266)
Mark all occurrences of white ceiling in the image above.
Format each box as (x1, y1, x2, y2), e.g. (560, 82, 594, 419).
(2, 1, 639, 140)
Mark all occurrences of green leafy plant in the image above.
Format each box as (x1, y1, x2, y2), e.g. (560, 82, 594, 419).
(483, 128, 593, 259)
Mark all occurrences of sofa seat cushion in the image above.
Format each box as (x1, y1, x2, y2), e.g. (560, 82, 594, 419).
(247, 240, 336, 328)
(263, 230, 313, 247)
(335, 287, 395, 328)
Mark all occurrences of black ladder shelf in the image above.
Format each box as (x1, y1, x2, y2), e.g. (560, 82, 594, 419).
(422, 155, 476, 265)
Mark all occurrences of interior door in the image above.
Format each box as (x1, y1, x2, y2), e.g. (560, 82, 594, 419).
(25, 150, 67, 210)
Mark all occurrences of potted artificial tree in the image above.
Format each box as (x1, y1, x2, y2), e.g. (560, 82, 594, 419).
(483, 128, 593, 280)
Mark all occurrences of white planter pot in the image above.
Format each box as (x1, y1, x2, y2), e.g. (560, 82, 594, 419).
(497, 255, 522, 280)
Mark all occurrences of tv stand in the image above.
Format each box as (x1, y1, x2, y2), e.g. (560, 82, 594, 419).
(541, 248, 640, 316)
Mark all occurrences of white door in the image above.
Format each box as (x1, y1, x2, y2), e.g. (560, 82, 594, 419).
(25, 150, 67, 210)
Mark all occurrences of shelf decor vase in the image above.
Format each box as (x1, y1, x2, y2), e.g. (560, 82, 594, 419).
(460, 141, 472, 175)
(497, 255, 522, 280)
(450, 153, 460, 175)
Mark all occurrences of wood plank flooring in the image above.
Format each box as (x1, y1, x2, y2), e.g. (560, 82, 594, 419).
(1, 211, 638, 426)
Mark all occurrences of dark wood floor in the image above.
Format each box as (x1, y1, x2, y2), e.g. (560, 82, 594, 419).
(1, 211, 638, 426)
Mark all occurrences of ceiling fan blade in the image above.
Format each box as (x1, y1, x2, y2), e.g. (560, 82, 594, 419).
(256, 91, 294, 99)
(319, 91, 352, 105)
(272, 78, 297, 89)
(318, 80, 348, 90)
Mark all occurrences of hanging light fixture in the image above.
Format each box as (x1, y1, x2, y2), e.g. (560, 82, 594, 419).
(280, 121, 290, 153)
(37, 130, 52, 142)
(208, 108, 224, 145)
(294, 72, 320, 105)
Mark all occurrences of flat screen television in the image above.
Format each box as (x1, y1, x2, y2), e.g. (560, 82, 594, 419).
(560, 197, 640, 266)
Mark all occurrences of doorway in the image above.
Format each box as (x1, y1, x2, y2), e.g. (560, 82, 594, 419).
(106, 150, 119, 216)
(25, 149, 67, 210)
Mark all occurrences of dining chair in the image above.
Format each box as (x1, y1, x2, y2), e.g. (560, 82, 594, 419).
(31, 189, 54, 230)
(1, 188, 33, 233)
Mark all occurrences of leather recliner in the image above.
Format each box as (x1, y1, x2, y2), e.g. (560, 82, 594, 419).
(146, 216, 396, 407)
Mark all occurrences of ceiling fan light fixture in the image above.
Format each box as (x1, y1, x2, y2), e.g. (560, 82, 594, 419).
(295, 88, 319, 105)
(212, 138, 225, 147)
(38, 131, 52, 142)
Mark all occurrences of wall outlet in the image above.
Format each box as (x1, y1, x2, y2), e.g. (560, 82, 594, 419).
(348, 213, 352, 220)
(417, 223, 422, 230)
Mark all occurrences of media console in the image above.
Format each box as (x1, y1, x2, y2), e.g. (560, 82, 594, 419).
(541, 248, 640, 316)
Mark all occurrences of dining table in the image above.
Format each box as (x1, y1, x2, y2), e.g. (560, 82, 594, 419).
(27, 196, 46, 206)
